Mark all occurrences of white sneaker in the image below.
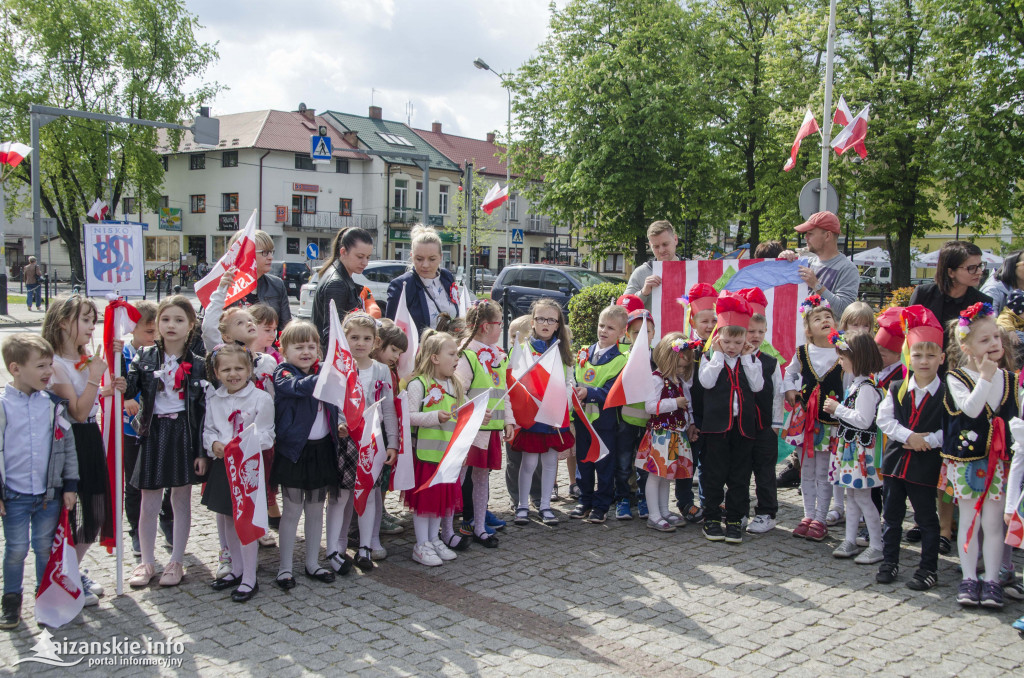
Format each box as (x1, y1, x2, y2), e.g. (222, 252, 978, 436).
(412, 543, 442, 567)
(82, 591, 99, 607)
(258, 533, 276, 547)
(80, 569, 104, 597)
(854, 546, 884, 565)
(832, 540, 861, 558)
(430, 539, 457, 561)
(371, 546, 388, 560)
(216, 548, 232, 578)
(746, 515, 776, 534)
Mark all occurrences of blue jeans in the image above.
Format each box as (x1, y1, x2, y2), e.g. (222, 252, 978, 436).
(26, 283, 41, 309)
(574, 422, 628, 513)
(2, 491, 61, 595)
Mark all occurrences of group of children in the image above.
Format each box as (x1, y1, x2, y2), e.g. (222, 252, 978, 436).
(2, 274, 1023, 633)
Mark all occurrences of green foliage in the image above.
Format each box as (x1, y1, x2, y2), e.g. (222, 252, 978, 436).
(567, 282, 626, 351)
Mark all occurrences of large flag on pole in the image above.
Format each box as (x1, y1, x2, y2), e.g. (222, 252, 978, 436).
(313, 299, 366, 439)
(782, 110, 820, 172)
(391, 283, 419, 382)
(831, 104, 870, 159)
(390, 391, 416, 492)
(0, 141, 32, 168)
(604, 332, 653, 409)
(354, 399, 387, 515)
(224, 423, 268, 545)
(194, 208, 260, 308)
(481, 182, 509, 215)
(35, 509, 84, 628)
(87, 199, 109, 222)
(419, 391, 490, 489)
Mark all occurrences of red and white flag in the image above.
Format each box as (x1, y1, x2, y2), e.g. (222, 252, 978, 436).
(604, 333, 653, 409)
(420, 391, 490, 489)
(354, 399, 387, 515)
(224, 423, 268, 545)
(391, 282, 419, 382)
(35, 509, 84, 628)
(390, 391, 416, 492)
(194, 208, 260, 308)
(833, 95, 853, 127)
(313, 299, 366, 438)
(572, 391, 610, 463)
(0, 141, 32, 168)
(782, 110, 820, 172)
(87, 199, 109, 221)
(481, 182, 509, 215)
(535, 343, 569, 428)
(508, 340, 566, 429)
(831, 103, 869, 159)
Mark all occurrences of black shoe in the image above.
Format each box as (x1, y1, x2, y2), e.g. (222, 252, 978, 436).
(472, 533, 499, 548)
(703, 522, 725, 542)
(876, 562, 899, 584)
(904, 525, 922, 543)
(274, 573, 296, 591)
(938, 536, 952, 555)
(1, 593, 22, 630)
(776, 454, 801, 487)
(444, 534, 470, 552)
(569, 505, 591, 520)
(210, 574, 241, 591)
(354, 547, 375, 572)
(907, 570, 938, 591)
(587, 510, 607, 524)
(327, 551, 353, 576)
(724, 522, 743, 544)
(231, 582, 259, 603)
(304, 567, 336, 584)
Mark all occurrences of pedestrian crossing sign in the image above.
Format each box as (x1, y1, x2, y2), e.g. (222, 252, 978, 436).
(512, 228, 524, 244)
(311, 135, 332, 163)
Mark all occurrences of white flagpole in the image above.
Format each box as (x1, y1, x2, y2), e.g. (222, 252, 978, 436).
(819, 0, 838, 212)
(113, 301, 124, 596)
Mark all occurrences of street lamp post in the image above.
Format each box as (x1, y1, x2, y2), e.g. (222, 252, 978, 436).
(473, 57, 512, 271)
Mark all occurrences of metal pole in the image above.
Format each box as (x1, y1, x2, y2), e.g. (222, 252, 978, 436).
(31, 112, 41, 261)
(0, 182, 8, 314)
(504, 83, 511, 267)
(819, 0, 838, 213)
(464, 161, 473, 293)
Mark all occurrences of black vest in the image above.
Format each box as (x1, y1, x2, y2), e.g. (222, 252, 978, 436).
(835, 379, 881, 449)
(942, 368, 1018, 462)
(701, 358, 757, 437)
(876, 363, 903, 392)
(754, 351, 778, 431)
(796, 345, 844, 425)
(882, 380, 945, 486)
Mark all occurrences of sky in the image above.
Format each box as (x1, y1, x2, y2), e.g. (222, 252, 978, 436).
(183, 0, 564, 140)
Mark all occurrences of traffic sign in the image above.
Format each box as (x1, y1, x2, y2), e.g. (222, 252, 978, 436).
(306, 242, 319, 260)
(798, 179, 839, 219)
(311, 135, 332, 164)
(511, 228, 524, 244)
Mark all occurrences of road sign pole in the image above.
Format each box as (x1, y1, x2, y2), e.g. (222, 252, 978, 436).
(819, 0, 838, 213)
(464, 160, 473, 294)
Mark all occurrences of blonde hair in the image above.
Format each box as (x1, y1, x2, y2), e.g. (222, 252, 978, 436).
(459, 300, 502, 353)
(228, 229, 274, 252)
(647, 220, 676, 239)
(410, 224, 442, 253)
(411, 330, 465, 405)
(279, 320, 319, 351)
(651, 332, 693, 381)
(218, 306, 255, 341)
(840, 301, 875, 333)
(2, 333, 53, 367)
(41, 295, 99, 356)
(508, 314, 533, 342)
(599, 305, 629, 330)
(343, 311, 378, 337)
(953, 315, 1016, 371)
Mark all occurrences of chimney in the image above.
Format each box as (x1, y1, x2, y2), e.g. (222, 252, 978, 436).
(431, 121, 442, 133)
(369, 105, 382, 120)
(342, 130, 358, 147)
(296, 103, 315, 122)
(486, 132, 495, 143)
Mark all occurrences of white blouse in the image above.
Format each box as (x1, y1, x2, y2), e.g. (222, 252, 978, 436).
(202, 382, 275, 453)
(50, 355, 99, 421)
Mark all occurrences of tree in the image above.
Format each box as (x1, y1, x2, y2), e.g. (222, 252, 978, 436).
(0, 0, 218, 282)
(445, 164, 501, 281)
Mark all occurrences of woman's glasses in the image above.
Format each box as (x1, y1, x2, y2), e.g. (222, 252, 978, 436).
(959, 263, 986, 275)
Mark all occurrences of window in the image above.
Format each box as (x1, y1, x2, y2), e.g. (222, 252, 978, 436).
(189, 153, 205, 170)
(438, 184, 449, 215)
(530, 247, 540, 263)
(212, 236, 231, 260)
(286, 238, 300, 255)
(517, 269, 543, 289)
(295, 154, 316, 171)
(394, 179, 408, 210)
(541, 271, 569, 292)
(158, 196, 169, 210)
(122, 197, 137, 215)
(190, 195, 206, 213)
(222, 193, 238, 212)
(339, 198, 352, 217)
(221, 151, 238, 168)
(604, 253, 624, 273)
(508, 194, 518, 221)
(160, 156, 168, 171)
(415, 182, 423, 211)
(336, 159, 349, 174)
(144, 236, 181, 262)
(376, 132, 414, 147)
(510, 247, 523, 264)
(528, 214, 542, 231)
(296, 195, 316, 214)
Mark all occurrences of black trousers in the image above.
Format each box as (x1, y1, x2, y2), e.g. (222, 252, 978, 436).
(751, 427, 779, 518)
(882, 477, 939, 575)
(701, 429, 754, 524)
(675, 434, 704, 510)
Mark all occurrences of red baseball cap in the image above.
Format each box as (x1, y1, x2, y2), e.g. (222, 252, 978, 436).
(616, 294, 645, 315)
(795, 211, 841, 234)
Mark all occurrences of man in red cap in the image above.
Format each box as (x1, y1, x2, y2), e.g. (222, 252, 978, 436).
(779, 211, 860, 319)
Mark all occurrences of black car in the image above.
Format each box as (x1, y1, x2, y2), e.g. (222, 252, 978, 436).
(271, 260, 312, 299)
(490, 264, 618, 319)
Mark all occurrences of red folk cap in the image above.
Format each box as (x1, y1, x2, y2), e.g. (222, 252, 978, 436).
(874, 306, 906, 353)
(716, 291, 753, 330)
(902, 305, 944, 348)
(687, 283, 719, 315)
(738, 287, 768, 317)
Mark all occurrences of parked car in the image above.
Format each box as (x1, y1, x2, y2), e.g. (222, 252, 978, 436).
(296, 260, 409, 319)
(474, 267, 497, 289)
(270, 260, 312, 299)
(858, 264, 929, 289)
(490, 264, 620, 319)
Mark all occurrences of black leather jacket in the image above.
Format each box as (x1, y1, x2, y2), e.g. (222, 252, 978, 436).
(124, 344, 208, 459)
(312, 261, 365, 350)
(254, 274, 291, 332)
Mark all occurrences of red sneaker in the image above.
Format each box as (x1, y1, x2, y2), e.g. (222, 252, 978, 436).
(793, 517, 813, 538)
(805, 520, 828, 541)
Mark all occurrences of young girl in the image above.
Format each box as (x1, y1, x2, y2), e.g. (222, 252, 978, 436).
(124, 296, 208, 588)
(271, 321, 342, 588)
(944, 303, 1019, 608)
(371, 320, 409, 538)
(249, 302, 282, 531)
(250, 304, 282, 364)
(43, 295, 122, 604)
(405, 330, 465, 566)
(784, 295, 842, 542)
(455, 301, 516, 547)
(822, 331, 885, 564)
(327, 312, 397, 572)
(637, 333, 697, 532)
(510, 298, 576, 526)
(201, 344, 275, 602)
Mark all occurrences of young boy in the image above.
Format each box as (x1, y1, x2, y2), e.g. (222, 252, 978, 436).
(1, 334, 78, 630)
(875, 305, 945, 590)
(874, 307, 906, 391)
(698, 292, 763, 544)
(739, 288, 784, 534)
(615, 294, 655, 520)
(679, 283, 719, 523)
(570, 305, 630, 524)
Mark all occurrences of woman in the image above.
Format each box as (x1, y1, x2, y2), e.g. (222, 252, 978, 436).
(312, 227, 379, 348)
(238, 231, 291, 332)
(385, 224, 458, 332)
(909, 240, 992, 354)
(980, 250, 1024, 313)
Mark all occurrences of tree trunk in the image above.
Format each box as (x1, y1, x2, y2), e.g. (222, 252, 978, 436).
(890, 221, 913, 288)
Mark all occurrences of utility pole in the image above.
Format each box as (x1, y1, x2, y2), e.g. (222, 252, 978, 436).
(464, 161, 474, 293)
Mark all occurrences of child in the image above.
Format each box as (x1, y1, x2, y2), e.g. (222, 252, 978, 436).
(637, 333, 697, 532)
(124, 296, 207, 588)
(370, 319, 409, 537)
(570, 305, 629, 524)
(875, 306, 946, 590)
(504, 314, 546, 507)
(406, 330, 466, 566)
(0, 334, 78, 630)
(1008, 417, 1024, 631)
(784, 295, 842, 542)
(271, 321, 343, 588)
(250, 304, 282, 364)
(618, 294, 656, 520)
(201, 344, 275, 602)
(42, 295, 120, 603)
(943, 302, 1019, 608)
(840, 301, 876, 335)
(455, 301, 515, 545)
(873, 307, 907, 392)
(509, 299, 575, 527)
(249, 303, 282, 531)
(739, 288, 784, 534)
(698, 292, 763, 544)
(822, 331, 885, 564)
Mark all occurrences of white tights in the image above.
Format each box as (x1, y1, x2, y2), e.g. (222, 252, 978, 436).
(324, 490, 352, 559)
(413, 512, 443, 547)
(959, 497, 1006, 583)
(216, 514, 258, 589)
(140, 486, 191, 565)
(800, 452, 831, 522)
(844, 488, 881, 549)
(278, 494, 325, 576)
(644, 475, 671, 523)
(518, 450, 557, 511)
(327, 490, 379, 554)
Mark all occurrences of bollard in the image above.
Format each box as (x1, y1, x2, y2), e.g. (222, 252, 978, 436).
(165, 273, 172, 295)
(43, 274, 50, 311)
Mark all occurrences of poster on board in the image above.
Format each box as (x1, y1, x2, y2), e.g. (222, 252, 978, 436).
(84, 221, 146, 297)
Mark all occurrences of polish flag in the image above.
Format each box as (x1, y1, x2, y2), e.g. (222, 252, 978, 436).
(481, 182, 509, 215)
(0, 141, 32, 168)
(833, 95, 853, 127)
(87, 199, 109, 221)
(35, 509, 84, 628)
(831, 104, 870, 159)
(457, 281, 470, 318)
(354, 399, 387, 515)
(224, 423, 268, 545)
(391, 283, 419, 381)
(534, 343, 570, 428)
(507, 332, 534, 379)
(572, 391, 610, 463)
(390, 391, 416, 492)
(603, 334, 653, 408)
(782, 110, 820, 172)
(194, 209, 260, 308)
(420, 391, 490, 489)
(313, 300, 366, 439)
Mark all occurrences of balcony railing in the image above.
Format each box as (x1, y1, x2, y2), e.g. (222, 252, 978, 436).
(389, 208, 444, 227)
(286, 212, 377, 232)
(524, 215, 556, 235)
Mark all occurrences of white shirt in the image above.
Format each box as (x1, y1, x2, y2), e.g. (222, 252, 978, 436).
(418, 275, 457, 329)
(947, 367, 1006, 419)
(50, 355, 100, 421)
(309, 403, 330, 440)
(876, 375, 943, 449)
(153, 353, 188, 416)
(202, 382, 275, 453)
(783, 343, 839, 393)
(832, 375, 882, 430)
(1007, 417, 1024, 513)
(698, 352, 763, 415)
(875, 362, 903, 386)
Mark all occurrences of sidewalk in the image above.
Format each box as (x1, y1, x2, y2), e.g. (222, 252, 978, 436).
(1, 286, 203, 328)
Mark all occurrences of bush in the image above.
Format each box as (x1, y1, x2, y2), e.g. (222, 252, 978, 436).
(884, 286, 915, 310)
(567, 282, 626, 351)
